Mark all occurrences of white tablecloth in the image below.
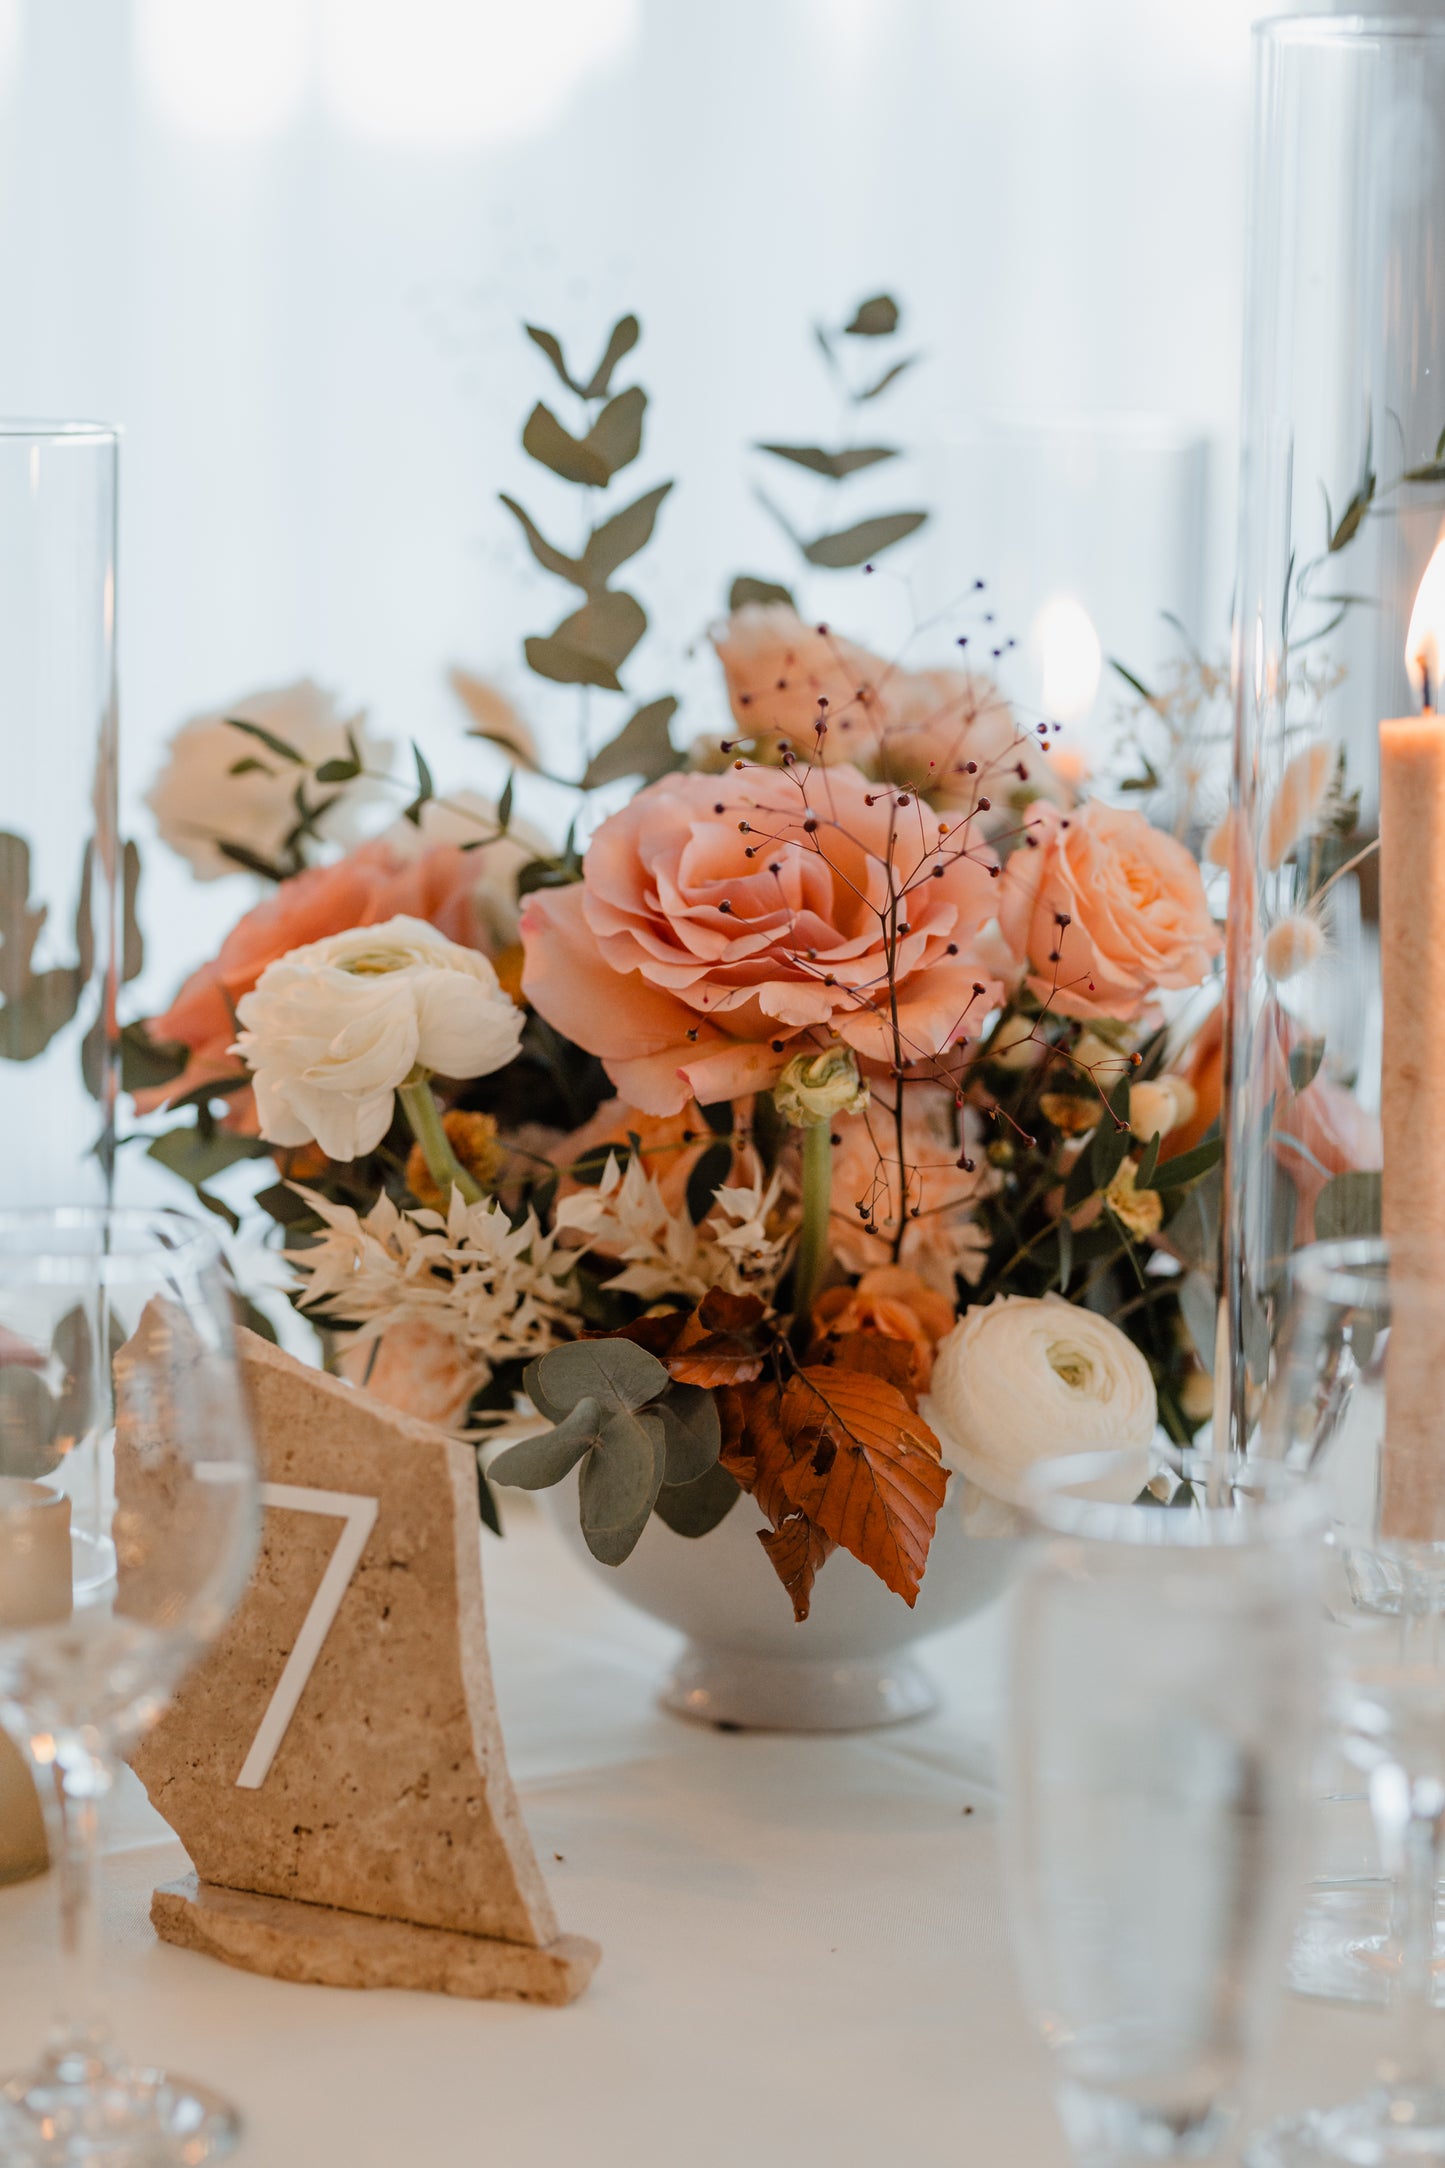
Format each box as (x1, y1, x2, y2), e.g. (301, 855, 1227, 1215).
(0, 1502, 1407, 2166)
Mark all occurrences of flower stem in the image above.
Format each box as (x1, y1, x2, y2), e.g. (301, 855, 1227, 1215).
(790, 1118, 833, 1331)
(399, 1078, 483, 1207)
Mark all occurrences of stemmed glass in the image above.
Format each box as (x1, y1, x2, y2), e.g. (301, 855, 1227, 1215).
(0, 1207, 260, 2166)
(1249, 1240, 1445, 2166)
(1003, 1446, 1325, 2168)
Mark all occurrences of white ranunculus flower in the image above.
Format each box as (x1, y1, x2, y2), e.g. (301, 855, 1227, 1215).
(146, 679, 393, 881)
(234, 916, 523, 1162)
(924, 1293, 1156, 1507)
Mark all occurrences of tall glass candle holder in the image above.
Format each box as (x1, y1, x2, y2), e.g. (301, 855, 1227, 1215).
(1225, 17, 1445, 1470)
(0, 423, 118, 1207)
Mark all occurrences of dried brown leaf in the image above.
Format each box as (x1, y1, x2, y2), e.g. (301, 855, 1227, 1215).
(777, 1368, 948, 1607)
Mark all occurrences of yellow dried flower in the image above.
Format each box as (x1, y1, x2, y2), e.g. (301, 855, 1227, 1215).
(406, 1110, 504, 1210)
(1039, 1092, 1099, 1137)
(1104, 1157, 1164, 1240)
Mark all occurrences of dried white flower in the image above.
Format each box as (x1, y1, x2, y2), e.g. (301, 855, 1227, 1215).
(554, 1151, 793, 1304)
(288, 1186, 577, 1384)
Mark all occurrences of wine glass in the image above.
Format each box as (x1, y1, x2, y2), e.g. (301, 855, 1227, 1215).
(1003, 1446, 1325, 2168)
(0, 1207, 260, 2165)
(1248, 1238, 1445, 2164)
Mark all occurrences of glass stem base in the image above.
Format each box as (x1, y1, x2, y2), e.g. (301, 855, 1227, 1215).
(1248, 2084, 1445, 2165)
(1053, 2077, 1237, 2164)
(0, 2051, 242, 2165)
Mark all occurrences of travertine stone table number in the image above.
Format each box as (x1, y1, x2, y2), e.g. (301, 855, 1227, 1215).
(121, 1326, 599, 2006)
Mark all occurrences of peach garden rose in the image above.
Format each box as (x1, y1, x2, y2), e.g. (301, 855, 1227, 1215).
(519, 760, 1010, 1117)
(999, 799, 1219, 1022)
(135, 830, 524, 1129)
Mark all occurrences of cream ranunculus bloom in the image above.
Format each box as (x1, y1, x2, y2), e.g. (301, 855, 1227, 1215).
(924, 1293, 1156, 1506)
(146, 679, 393, 882)
(234, 915, 523, 1162)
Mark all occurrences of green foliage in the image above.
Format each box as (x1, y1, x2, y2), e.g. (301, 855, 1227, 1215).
(493, 1337, 723, 1567)
(505, 314, 677, 785)
(1314, 1168, 1382, 1241)
(802, 511, 927, 569)
(1288, 1038, 1326, 1092)
(581, 698, 682, 789)
(0, 831, 140, 1073)
(652, 1459, 741, 1538)
(748, 292, 926, 587)
(729, 576, 796, 612)
(844, 294, 900, 337)
(0, 1366, 59, 1478)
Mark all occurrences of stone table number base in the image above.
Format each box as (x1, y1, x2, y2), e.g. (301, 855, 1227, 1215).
(119, 1326, 599, 2007)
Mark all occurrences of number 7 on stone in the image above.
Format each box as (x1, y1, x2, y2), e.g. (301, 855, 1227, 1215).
(234, 1484, 379, 1792)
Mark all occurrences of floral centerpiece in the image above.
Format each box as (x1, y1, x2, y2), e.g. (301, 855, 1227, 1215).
(126, 299, 1230, 1630)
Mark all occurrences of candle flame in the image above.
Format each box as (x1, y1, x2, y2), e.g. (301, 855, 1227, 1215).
(1406, 528, 1445, 711)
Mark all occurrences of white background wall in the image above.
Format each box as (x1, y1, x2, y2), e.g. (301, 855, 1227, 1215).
(0, 0, 1270, 1009)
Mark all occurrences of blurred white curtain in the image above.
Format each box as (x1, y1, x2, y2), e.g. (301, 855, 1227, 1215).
(0, 0, 1262, 1009)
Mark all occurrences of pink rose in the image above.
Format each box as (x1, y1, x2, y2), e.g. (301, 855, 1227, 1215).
(999, 800, 1218, 1022)
(520, 763, 1007, 1116)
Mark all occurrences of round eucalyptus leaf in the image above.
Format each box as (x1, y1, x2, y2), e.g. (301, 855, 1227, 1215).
(579, 1405, 665, 1535)
(489, 1398, 604, 1492)
(536, 1338, 669, 1417)
(522, 1355, 569, 1427)
(657, 1385, 722, 1487)
(653, 1460, 741, 1539)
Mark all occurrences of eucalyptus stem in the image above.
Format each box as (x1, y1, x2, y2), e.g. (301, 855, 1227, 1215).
(791, 1118, 834, 1329)
(399, 1077, 483, 1207)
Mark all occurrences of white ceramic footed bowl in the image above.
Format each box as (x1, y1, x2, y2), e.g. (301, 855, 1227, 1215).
(534, 1409, 1018, 1732)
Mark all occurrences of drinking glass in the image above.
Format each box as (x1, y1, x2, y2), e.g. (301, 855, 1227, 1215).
(1004, 1448, 1324, 2168)
(0, 1207, 260, 2166)
(1250, 1240, 1445, 2165)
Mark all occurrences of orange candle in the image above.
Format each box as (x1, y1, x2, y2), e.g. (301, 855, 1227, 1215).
(1380, 534, 1445, 1539)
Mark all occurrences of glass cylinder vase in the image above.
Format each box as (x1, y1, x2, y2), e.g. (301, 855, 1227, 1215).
(1225, 16, 1445, 1447)
(0, 423, 119, 1205)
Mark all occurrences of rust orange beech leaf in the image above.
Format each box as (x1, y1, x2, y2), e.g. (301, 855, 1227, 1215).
(664, 1288, 768, 1388)
(758, 1512, 835, 1625)
(718, 1356, 948, 1620)
(777, 1367, 948, 1608)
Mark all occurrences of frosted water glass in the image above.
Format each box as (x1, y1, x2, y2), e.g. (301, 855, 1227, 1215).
(0, 423, 118, 1205)
(1004, 1451, 1323, 2167)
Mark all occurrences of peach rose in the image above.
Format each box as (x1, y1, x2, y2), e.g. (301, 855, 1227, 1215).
(710, 605, 1061, 812)
(872, 667, 1066, 812)
(812, 1266, 956, 1390)
(999, 800, 1218, 1022)
(520, 762, 1008, 1117)
(711, 604, 895, 756)
(829, 1082, 994, 1294)
(136, 835, 519, 1129)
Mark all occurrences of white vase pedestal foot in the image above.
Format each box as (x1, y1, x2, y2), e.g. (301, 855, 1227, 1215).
(661, 1642, 938, 1732)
